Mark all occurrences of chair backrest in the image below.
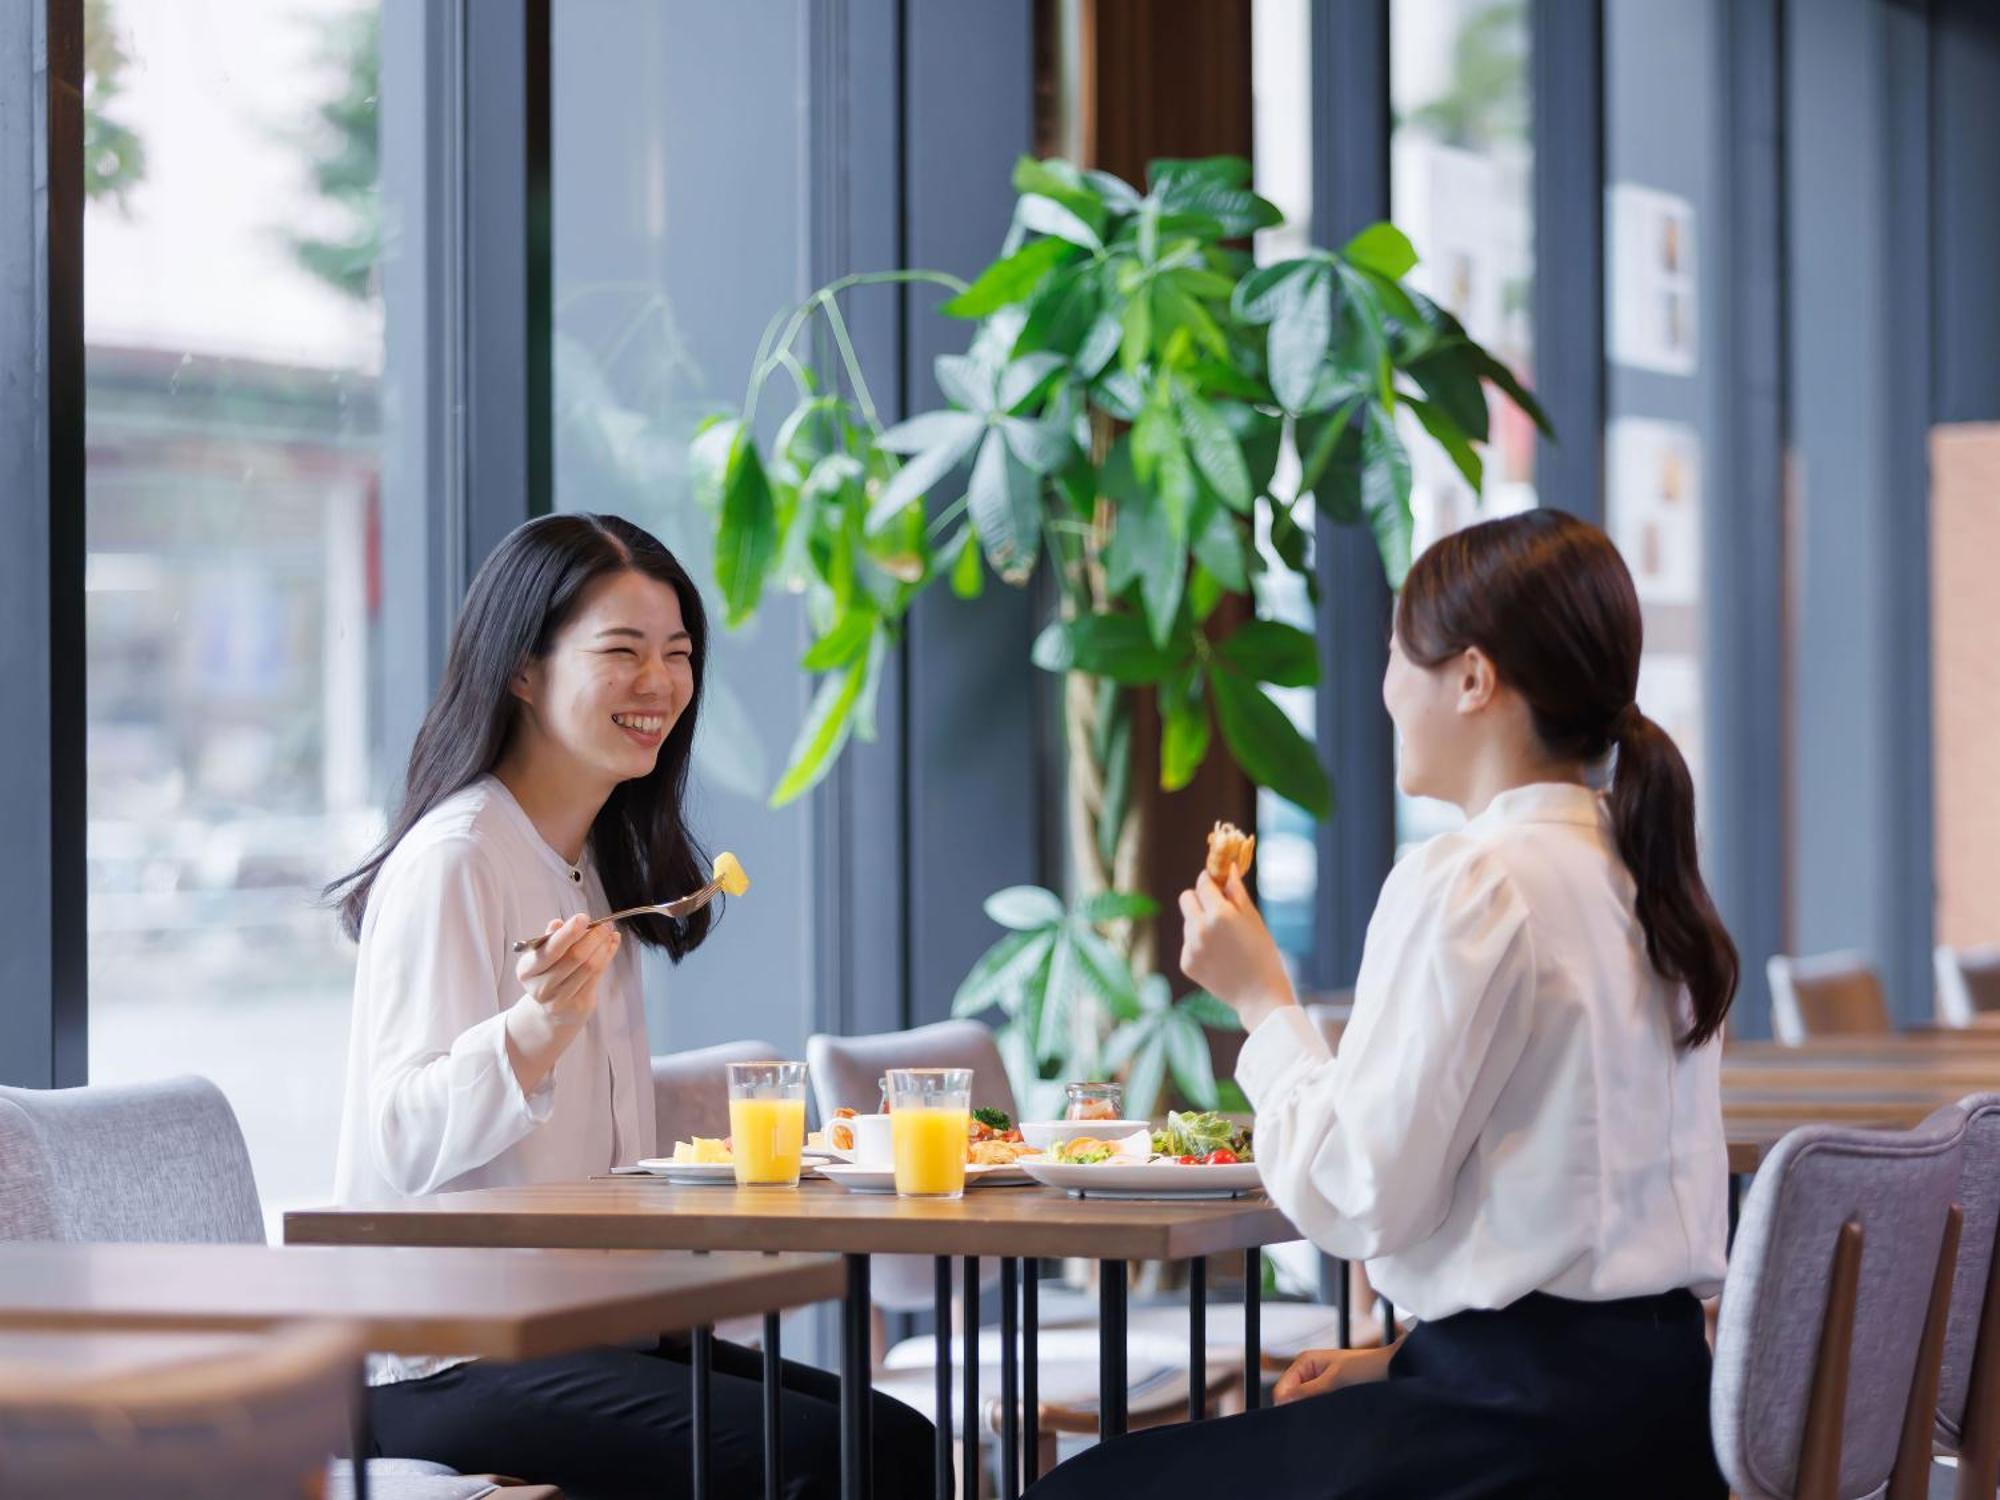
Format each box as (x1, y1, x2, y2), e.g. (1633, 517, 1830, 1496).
(650, 1039, 782, 1155)
(1767, 951, 1891, 1045)
(806, 1019, 1018, 1122)
(0, 1077, 263, 1244)
(1712, 1110, 1967, 1499)
(0, 1320, 359, 1499)
(1936, 1093, 2000, 1452)
(1936, 947, 2000, 1029)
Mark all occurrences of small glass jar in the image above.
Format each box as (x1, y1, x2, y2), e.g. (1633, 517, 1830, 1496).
(1064, 1082, 1123, 1122)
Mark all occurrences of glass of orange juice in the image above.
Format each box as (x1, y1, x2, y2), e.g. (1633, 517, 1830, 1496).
(726, 1061, 809, 1187)
(885, 1067, 972, 1199)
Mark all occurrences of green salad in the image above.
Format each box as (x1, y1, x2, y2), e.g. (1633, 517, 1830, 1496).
(1150, 1110, 1254, 1164)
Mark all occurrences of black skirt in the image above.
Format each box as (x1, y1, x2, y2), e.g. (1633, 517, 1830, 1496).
(1026, 1288, 1726, 1500)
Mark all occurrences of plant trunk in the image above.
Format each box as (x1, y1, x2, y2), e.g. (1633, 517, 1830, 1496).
(1065, 671, 1153, 974)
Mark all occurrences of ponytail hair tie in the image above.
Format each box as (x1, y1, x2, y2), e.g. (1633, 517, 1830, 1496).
(1612, 702, 1645, 739)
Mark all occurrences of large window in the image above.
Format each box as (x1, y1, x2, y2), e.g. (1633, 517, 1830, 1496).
(84, 0, 385, 1224)
(1389, 0, 1535, 849)
(552, 1, 819, 1057)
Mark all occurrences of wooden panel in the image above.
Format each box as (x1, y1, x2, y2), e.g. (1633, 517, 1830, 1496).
(0, 1244, 845, 1359)
(0, 1330, 267, 1388)
(1931, 423, 2000, 950)
(288, 1179, 1297, 1261)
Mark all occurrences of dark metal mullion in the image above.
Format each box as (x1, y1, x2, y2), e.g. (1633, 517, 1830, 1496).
(1530, 0, 1606, 525)
(1309, 0, 1395, 994)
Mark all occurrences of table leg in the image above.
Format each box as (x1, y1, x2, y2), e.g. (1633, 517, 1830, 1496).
(692, 1324, 714, 1500)
(1000, 1257, 1019, 1498)
(842, 1253, 872, 1500)
(1188, 1255, 1207, 1422)
(1324, 1254, 1352, 1349)
(762, 1312, 782, 1500)
(352, 1367, 373, 1500)
(1381, 1297, 1397, 1342)
(1023, 1259, 1040, 1484)
(933, 1256, 952, 1500)
(1728, 1173, 1743, 1249)
(1243, 1249, 1262, 1412)
(962, 1256, 979, 1500)
(1099, 1258, 1127, 1439)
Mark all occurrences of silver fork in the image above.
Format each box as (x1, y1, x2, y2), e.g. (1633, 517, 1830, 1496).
(510, 880, 723, 955)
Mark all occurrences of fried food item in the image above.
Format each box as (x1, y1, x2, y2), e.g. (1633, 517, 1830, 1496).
(712, 852, 751, 897)
(1204, 821, 1256, 883)
(968, 1138, 1030, 1166)
(827, 1107, 857, 1153)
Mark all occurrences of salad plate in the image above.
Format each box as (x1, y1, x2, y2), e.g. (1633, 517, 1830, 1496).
(1018, 1158, 1263, 1199)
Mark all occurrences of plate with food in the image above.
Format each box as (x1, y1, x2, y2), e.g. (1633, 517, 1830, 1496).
(632, 1135, 832, 1185)
(1019, 1112, 1262, 1199)
(816, 1161, 1034, 1194)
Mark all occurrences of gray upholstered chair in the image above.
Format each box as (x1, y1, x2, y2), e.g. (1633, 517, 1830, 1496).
(1767, 951, 1892, 1045)
(1932, 1093, 2000, 1499)
(0, 1076, 263, 1243)
(1711, 1109, 1968, 1499)
(1935, 947, 2000, 1030)
(650, 1038, 782, 1156)
(0, 1320, 359, 1499)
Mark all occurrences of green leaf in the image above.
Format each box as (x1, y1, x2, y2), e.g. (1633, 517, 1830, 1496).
(1104, 1012, 1159, 1073)
(1038, 933, 1079, 1060)
(940, 235, 1078, 318)
(716, 430, 777, 626)
(984, 885, 1066, 931)
(1408, 343, 1490, 444)
(1210, 668, 1330, 817)
(949, 525, 985, 599)
(965, 428, 1042, 582)
(1269, 502, 1311, 574)
(1361, 403, 1415, 587)
(1016, 267, 1100, 360)
(1076, 310, 1123, 379)
(852, 630, 889, 743)
(1019, 192, 1103, 251)
(1119, 287, 1154, 374)
(1154, 279, 1229, 361)
(800, 607, 877, 672)
(1150, 154, 1253, 191)
(1218, 618, 1319, 687)
(935, 355, 996, 413)
(1105, 483, 1185, 650)
(1164, 1012, 1219, 1109)
(1160, 672, 1212, 792)
(952, 928, 1057, 1017)
(1472, 346, 1555, 438)
(1267, 266, 1333, 412)
(1121, 1030, 1168, 1123)
(1409, 395, 1485, 493)
(868, 419, 981, 531)
(999, 351, 1067, 413)
(1078, 890, 1161, 925)
(999, 416, 1072, 475)
(769, 653, 868, 806)
(1232, 259, 1314, 324)
(1341, 221, 1418, 280)
(1175, 391, 1252, 511)
(1190, 501, 1248, 591)
(1030, 613, 1171, 683)
(1069, 923, 1142, 1022)
(1299, 400, 1364, 524)
(1177, 991, 1241, 1030)
(878, 409, 984, 455)
(689, 416, 740, 511)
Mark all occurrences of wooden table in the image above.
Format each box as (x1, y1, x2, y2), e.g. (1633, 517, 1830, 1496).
(290, 1177, 1299, 1500)
(0, 1243, 844, 1500)
(0, 1328, 268, 1386)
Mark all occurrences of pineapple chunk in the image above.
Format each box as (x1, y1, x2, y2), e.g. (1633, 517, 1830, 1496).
(671, 1137, 732, 1164)
(712, 851, 751, 898)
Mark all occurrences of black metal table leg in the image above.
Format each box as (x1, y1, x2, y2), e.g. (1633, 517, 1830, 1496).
(933, 1256, 952, 1500)
(962, 1256, 980, 1500)
(763, 1312, 782, 1500)
(1727, 1172, 1743, 1249)
(692, 1324, 714, 1500)
(1000, 1258, 1019, 1498)
(1381, 1297, 1397, 1342)
(352, 1370, 373, 1500)
(1099, 1258, 1127, 1438)
(842, 1253, 871, 1500)
(1023, 1259, 1040, 1484)
(1188, 1255, 1207, 1421)
(1335, 1257, 1352, 1349)
(1243, 1248, 1262, 1411)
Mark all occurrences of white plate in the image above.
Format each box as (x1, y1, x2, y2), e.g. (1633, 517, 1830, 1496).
(629, 1159, 824, 1187)
(1018, 1158, 1263, 1199)
(816, 1162, 1034, 1194)
(1017, 1120, 1150, 1152)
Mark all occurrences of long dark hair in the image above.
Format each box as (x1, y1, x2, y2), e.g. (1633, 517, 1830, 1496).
(328, 512, 715, 959)
(1394, 509, 1737, 1048)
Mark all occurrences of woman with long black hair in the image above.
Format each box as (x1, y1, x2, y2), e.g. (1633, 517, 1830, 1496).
(327, 512, 933, 1500)
(1029, 509, 1735, 1497)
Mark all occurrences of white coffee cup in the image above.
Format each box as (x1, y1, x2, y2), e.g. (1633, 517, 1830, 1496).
(851, 1113, 895, 1168)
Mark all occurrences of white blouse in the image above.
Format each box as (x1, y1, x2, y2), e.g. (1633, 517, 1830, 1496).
(1237, 780, 1727, 1323)
(334, 775, 655, 1209)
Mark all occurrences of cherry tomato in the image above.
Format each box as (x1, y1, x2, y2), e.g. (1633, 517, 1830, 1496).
(1205, 1148, 1239, 1165)
(1177, 1155, 1200, 1166)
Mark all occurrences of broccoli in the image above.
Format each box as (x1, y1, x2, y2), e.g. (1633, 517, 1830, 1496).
(971, 1106, 1013, 1132)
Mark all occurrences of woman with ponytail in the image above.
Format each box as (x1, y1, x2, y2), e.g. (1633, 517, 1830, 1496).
(1029, 510, 1734, 1498)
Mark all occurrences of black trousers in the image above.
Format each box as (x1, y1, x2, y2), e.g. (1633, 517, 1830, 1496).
(1027, 1289, 1726, 1500)
(368, 1335, 935, 1500)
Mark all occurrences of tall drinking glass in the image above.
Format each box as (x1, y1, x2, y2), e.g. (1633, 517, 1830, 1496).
(886, 1068, 972, 1200)
(726, 1061, 808, 1187)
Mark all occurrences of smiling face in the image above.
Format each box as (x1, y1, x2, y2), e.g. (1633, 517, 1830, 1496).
(510, 568, 695, 792)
